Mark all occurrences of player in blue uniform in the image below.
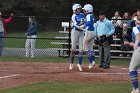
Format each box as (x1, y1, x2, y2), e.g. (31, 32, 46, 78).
(124, 16, 140, 93)
(69, 4, 85, 71)
(80, 4, 96, 69)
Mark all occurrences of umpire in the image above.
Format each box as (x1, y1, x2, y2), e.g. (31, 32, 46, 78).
(95, 11, 115, 69)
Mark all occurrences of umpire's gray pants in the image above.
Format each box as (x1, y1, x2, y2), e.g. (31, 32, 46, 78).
(129, 47, 140, 72)
(98, 40, 111, 66)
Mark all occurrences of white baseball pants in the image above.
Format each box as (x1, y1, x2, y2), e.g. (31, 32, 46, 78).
(129, 47, 140, 71)
(25, 35, 37, 57)
(71, 30, 84, 52)
(83, 31, 96, 51)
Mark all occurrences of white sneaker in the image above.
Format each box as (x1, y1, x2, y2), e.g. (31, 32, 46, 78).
(131, 88, 140, 93)
(69, 64, 73, 70)
(88, 61, 95, 69)
(77, 64, 82, 71)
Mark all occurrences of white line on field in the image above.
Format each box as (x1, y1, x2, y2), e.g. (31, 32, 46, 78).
(80, 71, 140, 75)
(0, 74, 20, 79)
(111, 66, 128, 69)
(81, 72, 129, 75)
(111, 66, 140, 72)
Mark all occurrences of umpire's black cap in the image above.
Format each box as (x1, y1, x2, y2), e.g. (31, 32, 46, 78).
(99, 11, 105, 15)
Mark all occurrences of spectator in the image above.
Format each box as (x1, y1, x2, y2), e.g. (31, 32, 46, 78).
(95, 11, 115, 69)
(0, 12, 13, 56)
(25, 16, 37, 58)
(111, 11, 122, 38)
(131, 9, 140, 28)
(134, 9, 140, 20)
(119, 12, 132, 57)
(122, 12, 131, 35)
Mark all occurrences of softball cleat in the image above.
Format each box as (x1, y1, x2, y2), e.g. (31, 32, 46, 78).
(131, 88, 140, 93)
(69, 64, 74, 70)
(77, 64, 82, 71)
(88, 61, 95, 69)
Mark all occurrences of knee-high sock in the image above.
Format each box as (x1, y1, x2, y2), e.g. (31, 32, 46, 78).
(78, 52, 83, 65)
(70, 51, 75, 64)
(130, 71, 138, 89)
(91, 50, 95, 62)
(86, 50, 93, 64)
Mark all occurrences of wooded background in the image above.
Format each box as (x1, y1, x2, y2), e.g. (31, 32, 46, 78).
(1, 0, 140, 17)
(0, 0, 140, 32)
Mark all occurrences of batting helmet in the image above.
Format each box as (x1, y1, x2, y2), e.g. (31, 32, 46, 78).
(83, 4, 93, 13)
(72, 4, 82, 13)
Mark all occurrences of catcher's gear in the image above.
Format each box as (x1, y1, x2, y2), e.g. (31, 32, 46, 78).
(97, 35, 114, 45)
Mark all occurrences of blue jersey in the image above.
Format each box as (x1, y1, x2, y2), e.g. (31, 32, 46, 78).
(27, 22, 37, 36)
(132, 26, 140, 46)
(71, 13, 85, 31)
(84, 14, 94, 31)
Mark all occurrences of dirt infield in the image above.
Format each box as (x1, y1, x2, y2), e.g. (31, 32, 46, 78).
(0, 62, 133, 89)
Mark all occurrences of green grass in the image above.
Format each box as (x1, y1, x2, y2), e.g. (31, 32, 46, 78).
(0, 56, 130, 66)
(5, 38, 64, 48)
(0, 81, 133, 93)
(0, 56, 69, 62)
(5, 31, 66, 48)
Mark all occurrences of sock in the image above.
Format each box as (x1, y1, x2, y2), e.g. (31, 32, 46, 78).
(71, 56, 74, 64)
(70, 51, 75, 64)
(86, 50, 92, 64)
(91, 50, 95, 62)
(78, 52, 83, 65)
(130, 71, 138, 90)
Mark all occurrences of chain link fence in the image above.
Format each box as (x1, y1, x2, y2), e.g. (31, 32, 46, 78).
(2, 16, 71, 57)
(0, 0, 139, 58)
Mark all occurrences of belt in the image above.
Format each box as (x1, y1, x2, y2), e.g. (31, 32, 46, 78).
(99, 35, 106, 38)
(75, 28, 82, 31)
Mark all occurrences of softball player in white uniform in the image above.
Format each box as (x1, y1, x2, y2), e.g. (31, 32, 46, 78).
(124, 16, 140, 93)
(80, 4, 96, 69)
(69, 4, 85, 71)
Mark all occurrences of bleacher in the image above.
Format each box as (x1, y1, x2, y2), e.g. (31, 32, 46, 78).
(51, 22, 133, 59)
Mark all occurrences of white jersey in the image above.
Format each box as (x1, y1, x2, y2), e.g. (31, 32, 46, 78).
(132, 26, 140, 46)
(71, 13, 85, 31)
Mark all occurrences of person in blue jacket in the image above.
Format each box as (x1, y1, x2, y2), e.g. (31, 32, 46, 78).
(25, 16, 37, 58)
